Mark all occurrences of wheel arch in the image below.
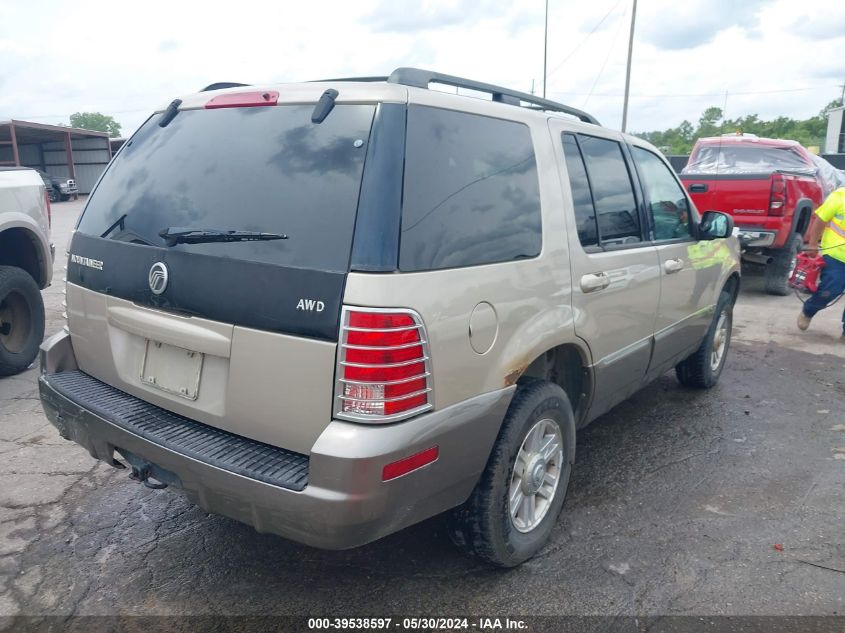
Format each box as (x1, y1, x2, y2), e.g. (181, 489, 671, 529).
(519, 342, 592, 426)
(722, 271, 741, 304)
(792, 199, 814, 236)
(0, 227, 49, 288)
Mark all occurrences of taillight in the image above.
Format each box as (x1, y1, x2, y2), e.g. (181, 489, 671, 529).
(335, 307, 433, 422)
(769, 173, 786, 216)
(44, 190, 51, 228)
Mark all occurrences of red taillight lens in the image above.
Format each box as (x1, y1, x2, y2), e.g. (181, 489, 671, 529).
(769, 173, 786, 216)
(44, 190, 51, 228)
(336, 308, 432, 421)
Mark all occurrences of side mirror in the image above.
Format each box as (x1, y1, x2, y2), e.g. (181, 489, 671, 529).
(699, 211, 734, 240)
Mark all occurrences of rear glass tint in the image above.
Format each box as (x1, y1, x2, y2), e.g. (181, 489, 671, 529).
(399, 106, 541, 271)
(683, 145, 811, 175)
(561, 133, 599, 247)
(77, 105, 375, 272)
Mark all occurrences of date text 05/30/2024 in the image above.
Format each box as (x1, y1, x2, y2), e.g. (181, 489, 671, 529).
(307, 618, 528, 630)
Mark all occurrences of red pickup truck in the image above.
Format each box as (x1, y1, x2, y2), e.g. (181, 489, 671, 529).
(680, 135, 841, 295)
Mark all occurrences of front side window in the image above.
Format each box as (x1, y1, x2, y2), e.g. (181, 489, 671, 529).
(577, 135, 641, 246)
(632, 146, 695, 241)
(399, 106, 542, 271)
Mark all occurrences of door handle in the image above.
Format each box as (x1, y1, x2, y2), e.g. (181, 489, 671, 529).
(664, 258, 684, 274)
(580, 272, 610, 293)
(689, 183, 708, 193)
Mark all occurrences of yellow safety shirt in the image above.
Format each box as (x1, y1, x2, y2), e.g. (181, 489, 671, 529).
(816, 187, 845, 264)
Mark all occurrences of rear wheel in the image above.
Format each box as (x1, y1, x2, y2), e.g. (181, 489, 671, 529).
(0, 266, 45, 376)
(765, 233, 802, 296)
(676, 289, 733, 389)
(447, 380, 576, 567)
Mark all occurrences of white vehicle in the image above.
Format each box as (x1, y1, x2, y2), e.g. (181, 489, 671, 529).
(0, 167, 53, 375)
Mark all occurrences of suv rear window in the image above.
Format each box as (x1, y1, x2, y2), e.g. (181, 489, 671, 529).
(399, 106, 541, 271)
(683, 144, 812, 175)
(77, 104, 376, 272)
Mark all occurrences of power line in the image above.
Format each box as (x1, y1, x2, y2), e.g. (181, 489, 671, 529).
(550, 84, 841, 99)
(7, 108, 152, 121)
(543, 0, 624, 89)
(583, 2, 628, 108)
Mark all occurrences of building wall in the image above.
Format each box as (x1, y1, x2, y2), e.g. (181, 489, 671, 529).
(15, 136, 112, 194)
(825, 107, 844, 155)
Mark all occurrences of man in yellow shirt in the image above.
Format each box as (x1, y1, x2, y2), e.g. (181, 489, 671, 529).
(797, 186, 845, 340)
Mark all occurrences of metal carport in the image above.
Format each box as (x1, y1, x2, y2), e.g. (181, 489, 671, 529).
(0, 120, 112, 194)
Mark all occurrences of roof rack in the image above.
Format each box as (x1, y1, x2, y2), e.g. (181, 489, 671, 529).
(313, 68, 598, 124)
(200, 82, 250, 92)
(386, 68, 599, 125)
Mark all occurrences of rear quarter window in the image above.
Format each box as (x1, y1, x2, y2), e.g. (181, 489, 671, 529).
(399, 106, 542, 271)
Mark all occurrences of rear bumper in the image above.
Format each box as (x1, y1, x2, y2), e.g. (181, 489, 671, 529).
(38, 330, 513, 549)
(737, 229, 777, 248)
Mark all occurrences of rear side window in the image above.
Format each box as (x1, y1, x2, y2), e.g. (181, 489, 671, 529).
(561, 133, 598, 247)
(577, 135, 641, 245)
(399, 106, 541, 271)
(77, 105, 375, 272)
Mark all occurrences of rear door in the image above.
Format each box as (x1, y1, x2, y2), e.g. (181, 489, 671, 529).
(630, 145, 719, 378)
(553, 126, 660, 419)
(66, 100, 377, 454)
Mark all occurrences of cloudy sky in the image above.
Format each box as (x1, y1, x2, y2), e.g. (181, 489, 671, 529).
(1, 0, 843, 137)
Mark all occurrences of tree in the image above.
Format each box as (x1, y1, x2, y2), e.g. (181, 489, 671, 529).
(634, 99, 838, 155)
(69, 112, 122, 137)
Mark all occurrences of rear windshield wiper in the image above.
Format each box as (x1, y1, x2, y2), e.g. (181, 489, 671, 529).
(159, 227, 288, 246)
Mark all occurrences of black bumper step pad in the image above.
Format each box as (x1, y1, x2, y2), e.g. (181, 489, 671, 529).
(45, 370, 309, 491)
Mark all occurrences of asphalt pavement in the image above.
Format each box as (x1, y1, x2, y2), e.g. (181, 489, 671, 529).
(1, 199, 843, 623)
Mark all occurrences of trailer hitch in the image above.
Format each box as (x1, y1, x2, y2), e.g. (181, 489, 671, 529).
(129, 464, 168, 489)
(116, 448, 181, 490)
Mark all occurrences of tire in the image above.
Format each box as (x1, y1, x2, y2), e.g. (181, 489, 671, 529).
(0, 266, 45, 376)
(48, 188, 59, 203)
(675, 289, 733, 389)
(447, 379, 576, 567)
(764, 233, 802, 296)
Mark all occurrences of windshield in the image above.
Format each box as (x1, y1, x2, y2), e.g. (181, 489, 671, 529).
(77, 104, 375, 272)
(683, 144, 812, 175)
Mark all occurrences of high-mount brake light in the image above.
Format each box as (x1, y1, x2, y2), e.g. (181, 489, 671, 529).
(205, 90, 280, 109)
(335, 307, 433, 422)
(769, 173, 786, 216)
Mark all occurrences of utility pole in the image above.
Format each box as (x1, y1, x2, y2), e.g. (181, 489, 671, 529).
(621, 0, 637, 132)
(543, 0, 549, 98)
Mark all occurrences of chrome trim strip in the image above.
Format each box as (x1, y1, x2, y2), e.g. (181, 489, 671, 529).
(340, 356, 430, 369)
(338, 387, 433, 404)
(335, 403, 434, 424)
(343, 324, 422, 333)
(341, 340, 428, 351)
(339, 372, 431, 387)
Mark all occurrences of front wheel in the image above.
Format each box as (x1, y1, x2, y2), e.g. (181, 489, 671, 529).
(447, 380, 576, 567)
(676, 289, 734, 389)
